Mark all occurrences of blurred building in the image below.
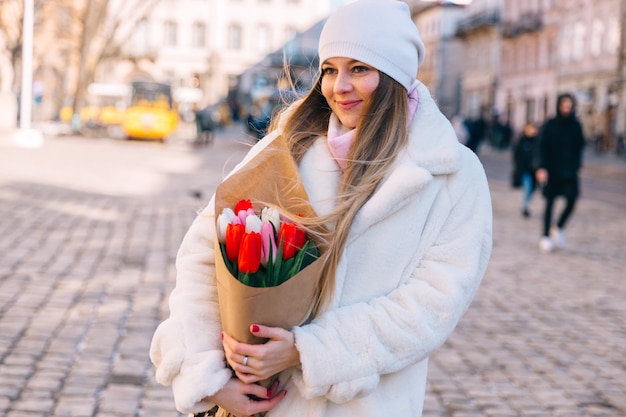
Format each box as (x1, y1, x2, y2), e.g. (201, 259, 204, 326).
(237, 18, 323, 104)
(412, 0, 467, 118)
(497, 0, 555, 130)
(455, 0, 503, 121)
(498, 0, 623, 148)
(553, 0, 623, 150)
(99, 0, 338, 109)
(4, 0, 626, 153)
(0, 0, 82, 123)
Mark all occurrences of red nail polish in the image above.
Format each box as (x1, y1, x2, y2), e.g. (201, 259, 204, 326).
(251, 324, 260, 333)
(220, 332, 224, 339)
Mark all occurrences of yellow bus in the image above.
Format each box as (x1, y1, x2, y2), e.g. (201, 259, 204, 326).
(122, 81, 178, 141)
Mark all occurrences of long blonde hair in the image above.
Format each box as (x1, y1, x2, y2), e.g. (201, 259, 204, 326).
(277, 72, 411, 315)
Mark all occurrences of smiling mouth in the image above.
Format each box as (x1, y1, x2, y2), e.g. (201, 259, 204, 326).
(336, 100, 360, 110)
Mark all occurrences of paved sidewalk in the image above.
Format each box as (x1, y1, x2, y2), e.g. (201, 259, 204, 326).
(0, 126, 624, 417)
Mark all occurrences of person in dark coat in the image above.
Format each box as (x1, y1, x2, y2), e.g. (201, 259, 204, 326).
(195, 106, 214, 146)
(512, 122, 539, 218)
(536, 93, 585, 252)
(464, 115, 486, 154)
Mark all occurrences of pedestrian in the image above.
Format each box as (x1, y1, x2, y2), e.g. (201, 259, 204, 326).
(149, 1, 493, 416)
(536, 93, 585, 253)
(512, 122, 539, 218)
(195, 105, 215, 146)
(465, 114, 487, 154)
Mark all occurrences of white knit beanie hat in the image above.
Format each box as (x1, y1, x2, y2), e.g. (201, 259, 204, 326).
(318, 0, 426, 92)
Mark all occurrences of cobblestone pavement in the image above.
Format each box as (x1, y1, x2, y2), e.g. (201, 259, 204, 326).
(0, 125, 625, 417)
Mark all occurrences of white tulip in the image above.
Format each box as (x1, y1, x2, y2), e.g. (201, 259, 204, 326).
(261, 207, 281, 230)
(245, 214, 263, 233)
(216, 208, 235, 242)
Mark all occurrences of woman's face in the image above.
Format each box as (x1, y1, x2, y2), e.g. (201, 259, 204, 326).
(321, 57, 380, 129)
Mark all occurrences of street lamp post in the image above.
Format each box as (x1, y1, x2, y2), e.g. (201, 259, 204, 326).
(12, 0, 44, 148)
(616, 0, 626, 149)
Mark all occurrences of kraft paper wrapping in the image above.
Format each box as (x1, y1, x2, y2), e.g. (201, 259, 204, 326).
(214, 135, 326, 345)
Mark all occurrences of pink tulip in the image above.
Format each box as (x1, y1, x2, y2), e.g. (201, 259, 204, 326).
(237, 208, 256, 225)
(260, 221, 278, 266)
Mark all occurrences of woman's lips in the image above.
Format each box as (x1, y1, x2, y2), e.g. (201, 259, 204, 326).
(336, 100, 361, 110)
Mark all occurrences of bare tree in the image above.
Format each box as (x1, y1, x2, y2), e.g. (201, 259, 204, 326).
(0, 0, 161, 114)
(71, 0, 162, 112)
(0, 0, 47, 92)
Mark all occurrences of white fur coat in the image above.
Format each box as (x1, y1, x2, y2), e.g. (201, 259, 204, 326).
(149, 82, 493, 417)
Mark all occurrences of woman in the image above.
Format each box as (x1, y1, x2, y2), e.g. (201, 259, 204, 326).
(149, 1, 492, 416)
(512, 122, 539, 217)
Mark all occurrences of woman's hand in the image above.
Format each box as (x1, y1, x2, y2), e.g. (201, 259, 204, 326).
(222, 325, 301, 384)
(210, 378, 285, 417)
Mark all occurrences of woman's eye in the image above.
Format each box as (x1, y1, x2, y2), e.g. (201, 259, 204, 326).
(321, 67, 336, 76)
(352, 65, 370, 73)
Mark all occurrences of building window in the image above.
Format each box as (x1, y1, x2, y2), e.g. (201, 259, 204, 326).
(164, 21, 178, 47)
(572, 22, 586, 62)
(559, 24, 572, 63)
(131, 19, 150, 56)
(590, 19, 604, 57)
(257, 25, 271, 53)
(502, 48, 510, 74)
(228, 23, 242, 50)
(607, 17, 619, 54)
(192, 22, 206, 48)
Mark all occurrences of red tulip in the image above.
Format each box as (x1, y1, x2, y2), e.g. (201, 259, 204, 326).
(225, 223, 245, 261)
(238, 232, 262, 273)
(278, 222, 307, 259)
(235, 199, 253, 214)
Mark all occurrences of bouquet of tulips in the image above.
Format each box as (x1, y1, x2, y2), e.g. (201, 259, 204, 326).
(212, 135, 327, 347)
(216, 199, 319, 288)
(212, 136, 326, 417)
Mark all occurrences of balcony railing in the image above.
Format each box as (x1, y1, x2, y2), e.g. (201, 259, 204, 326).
(456, 9, 501, 37)
(502, 11, 543, 38)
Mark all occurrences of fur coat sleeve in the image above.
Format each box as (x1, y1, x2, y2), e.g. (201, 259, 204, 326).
(148, 195, 230, 414)
(149, 133, 280, 414)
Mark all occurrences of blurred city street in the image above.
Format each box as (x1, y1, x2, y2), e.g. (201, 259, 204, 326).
(0, 125, 625, 417)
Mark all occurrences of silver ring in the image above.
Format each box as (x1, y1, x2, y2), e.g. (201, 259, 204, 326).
(243, 355, 249, 366)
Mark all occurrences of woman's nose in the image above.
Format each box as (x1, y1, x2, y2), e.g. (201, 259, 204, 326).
(333, 72, 353, 94)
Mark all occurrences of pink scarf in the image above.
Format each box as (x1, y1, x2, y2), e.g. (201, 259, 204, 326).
(327, 82, 419, 170)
